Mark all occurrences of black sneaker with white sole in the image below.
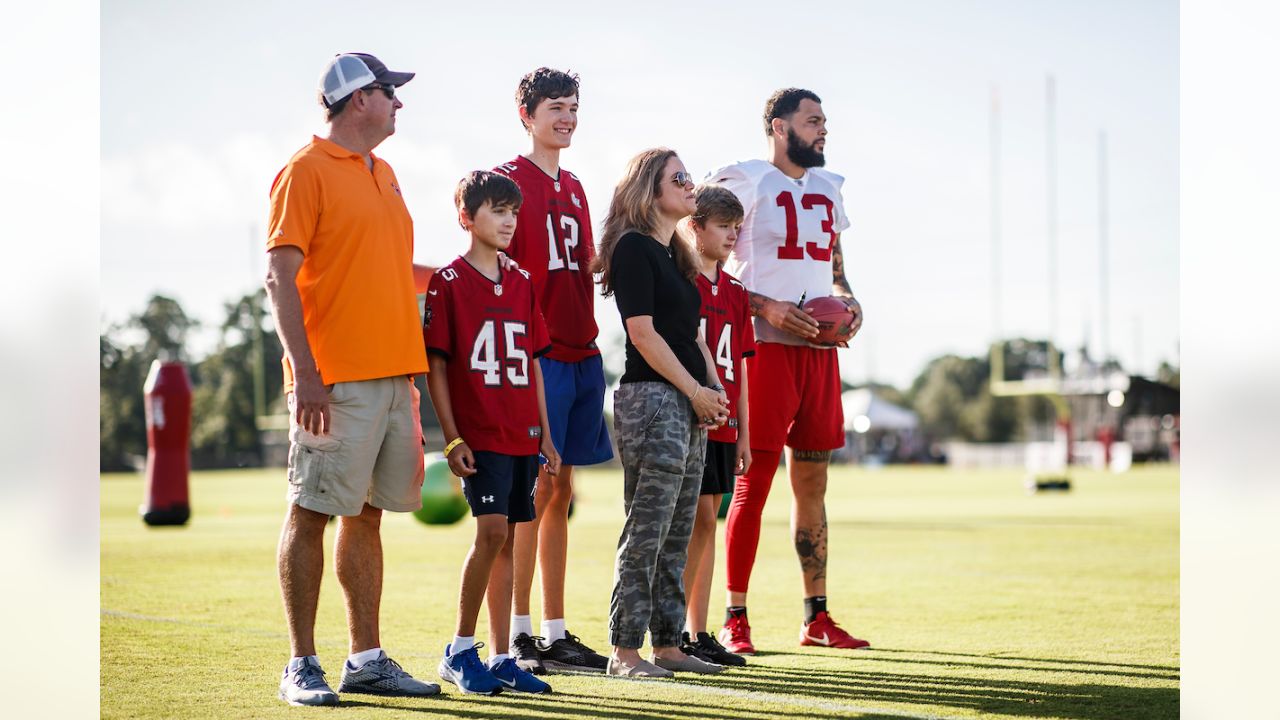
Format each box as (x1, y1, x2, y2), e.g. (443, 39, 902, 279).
(685, 631, 747, 667)
(512, 633, 547, 675)
(538, 632, 608, 673)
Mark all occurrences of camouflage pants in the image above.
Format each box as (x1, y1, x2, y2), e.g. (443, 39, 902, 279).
(608, 381, 706, 649)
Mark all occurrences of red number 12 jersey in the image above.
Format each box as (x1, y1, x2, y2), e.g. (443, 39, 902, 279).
(494, 156, 599, 362)
(423, 256, 552, 455)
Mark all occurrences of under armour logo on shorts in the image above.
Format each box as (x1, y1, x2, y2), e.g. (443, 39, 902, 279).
(482, 495, 495, 503)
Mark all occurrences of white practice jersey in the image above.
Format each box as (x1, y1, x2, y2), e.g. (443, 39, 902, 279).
(708, 159, 851, 346)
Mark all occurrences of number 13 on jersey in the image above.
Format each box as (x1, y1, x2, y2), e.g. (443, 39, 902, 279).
(775, 191, 836, 261)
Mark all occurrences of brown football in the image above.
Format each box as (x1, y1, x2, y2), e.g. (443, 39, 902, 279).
(802, 296, 855, 345)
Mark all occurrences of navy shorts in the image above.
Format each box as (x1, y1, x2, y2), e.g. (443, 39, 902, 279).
(461, 451, 538, 522)
(539, 355, 614, 466)
(700, 439, 737, 496)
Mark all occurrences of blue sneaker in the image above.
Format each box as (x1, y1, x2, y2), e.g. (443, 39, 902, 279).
(489, 657, 553, 694)
(437, 643, 503, 695)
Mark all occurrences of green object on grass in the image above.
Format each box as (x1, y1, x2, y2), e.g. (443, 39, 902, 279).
(412, 453, 469, 525)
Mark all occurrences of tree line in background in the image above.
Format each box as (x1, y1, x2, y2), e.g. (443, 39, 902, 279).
(100, 292, 285, 471)
(100, 293, 1177, 471)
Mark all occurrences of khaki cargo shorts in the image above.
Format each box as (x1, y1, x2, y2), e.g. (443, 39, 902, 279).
(286, 376, 425, 516)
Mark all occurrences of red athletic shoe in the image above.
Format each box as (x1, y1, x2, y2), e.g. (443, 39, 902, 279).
(799, 611, 870, 649)
(718, 614, 756, 655)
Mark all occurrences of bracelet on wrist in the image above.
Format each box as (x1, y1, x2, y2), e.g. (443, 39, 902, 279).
(443, 437, 466, 455)
(709, 384, 725, 392)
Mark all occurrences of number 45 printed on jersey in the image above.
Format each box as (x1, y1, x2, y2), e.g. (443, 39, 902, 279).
(471, 320, 530, 387)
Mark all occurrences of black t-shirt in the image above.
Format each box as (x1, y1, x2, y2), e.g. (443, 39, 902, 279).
(611, 231, 706, 387)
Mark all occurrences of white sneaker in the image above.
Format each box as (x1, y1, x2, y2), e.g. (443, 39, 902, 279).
(279, 657, 339, 706)
(338, 651, 441, 696)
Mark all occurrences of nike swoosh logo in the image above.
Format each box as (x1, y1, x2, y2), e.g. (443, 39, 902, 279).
(806, 631, 831, 644)
(497, 676, 518, 687)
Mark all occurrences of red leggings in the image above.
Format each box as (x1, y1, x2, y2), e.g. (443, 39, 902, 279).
(724, 448, 783, 594)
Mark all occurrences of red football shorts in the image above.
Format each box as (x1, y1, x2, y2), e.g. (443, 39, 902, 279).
(746, 343, 844, 452)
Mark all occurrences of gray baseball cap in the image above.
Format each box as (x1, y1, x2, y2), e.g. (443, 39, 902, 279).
(318, 53, 415, 107)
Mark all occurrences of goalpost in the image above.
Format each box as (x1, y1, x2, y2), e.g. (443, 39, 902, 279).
(988, 340, 1073, 491)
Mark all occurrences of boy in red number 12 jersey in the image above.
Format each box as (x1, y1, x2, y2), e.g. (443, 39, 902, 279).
(494, 68, 613, 674)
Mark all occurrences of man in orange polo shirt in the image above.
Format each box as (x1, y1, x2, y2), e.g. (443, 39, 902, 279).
(265, 52, 440, 706)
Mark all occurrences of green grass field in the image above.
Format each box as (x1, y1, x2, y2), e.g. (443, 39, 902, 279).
(101, 463, 1178, 719)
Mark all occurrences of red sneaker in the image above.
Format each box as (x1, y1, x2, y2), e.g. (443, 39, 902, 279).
(718, 614, 756, 655)
(799, 611, 870, 649)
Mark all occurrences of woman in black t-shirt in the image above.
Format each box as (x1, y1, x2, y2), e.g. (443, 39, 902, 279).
(590, 148, 730, 677)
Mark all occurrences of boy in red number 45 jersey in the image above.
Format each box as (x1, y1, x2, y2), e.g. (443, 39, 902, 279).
(424, 171, 559, 696)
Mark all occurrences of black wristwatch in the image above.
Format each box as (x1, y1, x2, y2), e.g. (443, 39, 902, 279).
(709, 384, 725, 392)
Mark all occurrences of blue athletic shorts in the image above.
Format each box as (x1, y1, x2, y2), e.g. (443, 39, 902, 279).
(461, 451, 538, 522)
(539, 355, 614, 466)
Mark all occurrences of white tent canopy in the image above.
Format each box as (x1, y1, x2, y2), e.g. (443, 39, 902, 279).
(841, 388, 918, 432)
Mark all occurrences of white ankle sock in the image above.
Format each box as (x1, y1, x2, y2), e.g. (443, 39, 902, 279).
(512, 614, 534, 638)
(542, 618, 566, 642)
(488, 653, 511, 667)
(347, 647, 382, 668)
(452, 635, 475, 654)
(289, 655, 319, 670)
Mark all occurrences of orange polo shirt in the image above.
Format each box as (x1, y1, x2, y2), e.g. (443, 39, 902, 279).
(267, 136, 427, 391)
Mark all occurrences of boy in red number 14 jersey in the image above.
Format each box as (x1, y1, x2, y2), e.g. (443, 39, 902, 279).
(679, 185, 755, 668)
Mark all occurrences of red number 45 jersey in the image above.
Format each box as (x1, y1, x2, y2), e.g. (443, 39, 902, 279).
(423, 256, 552, 455)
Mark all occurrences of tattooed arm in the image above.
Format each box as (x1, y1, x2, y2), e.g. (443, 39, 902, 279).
(830, 235, 863, 338)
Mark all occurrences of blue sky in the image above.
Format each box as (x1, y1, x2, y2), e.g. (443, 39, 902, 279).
(101, 0, 1178, 388)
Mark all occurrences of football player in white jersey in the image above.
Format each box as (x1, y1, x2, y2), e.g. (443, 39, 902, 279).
(709, 88, 869, 653)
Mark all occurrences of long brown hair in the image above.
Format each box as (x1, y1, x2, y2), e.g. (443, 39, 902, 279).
(592, 147, 700, 297)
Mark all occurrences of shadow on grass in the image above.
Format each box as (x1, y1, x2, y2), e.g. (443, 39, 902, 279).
(870, 647, 1178, 673)
(349, 693, 795, 720)
(339, 661, 1176, 720)
(677, 662, 1177, 720)
(761, 650, 1179, 682)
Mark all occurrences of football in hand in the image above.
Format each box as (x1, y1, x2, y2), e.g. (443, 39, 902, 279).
(802, 296, 856, 346)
